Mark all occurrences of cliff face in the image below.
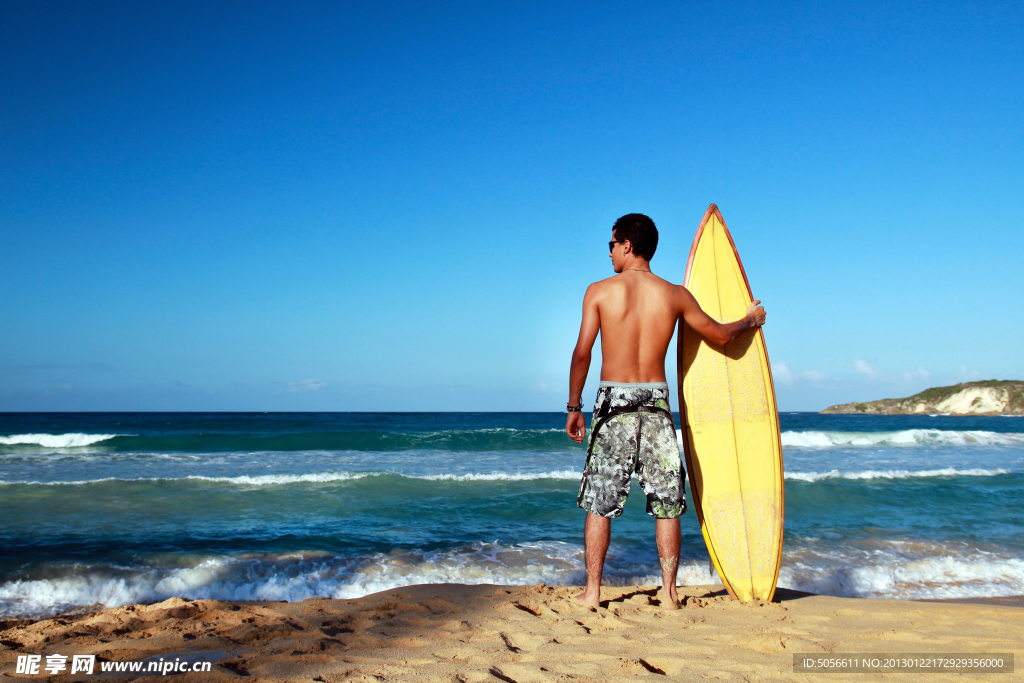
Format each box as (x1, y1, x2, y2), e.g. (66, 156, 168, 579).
(821, 380, 1024, 416)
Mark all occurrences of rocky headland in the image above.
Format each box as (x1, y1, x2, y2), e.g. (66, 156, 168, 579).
(821, 379, 1024, 415)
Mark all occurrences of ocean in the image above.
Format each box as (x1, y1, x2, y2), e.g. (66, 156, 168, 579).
(1, 412, 1022, 619)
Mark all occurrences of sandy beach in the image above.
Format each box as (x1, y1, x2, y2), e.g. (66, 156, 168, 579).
(2, 584, 1020, 682)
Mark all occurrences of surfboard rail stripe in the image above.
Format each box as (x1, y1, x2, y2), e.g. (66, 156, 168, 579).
(678, 203, 785, 602)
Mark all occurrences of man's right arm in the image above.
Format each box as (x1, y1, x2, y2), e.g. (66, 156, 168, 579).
(566, 284, 601, 443)
(677, 285, 765, 345)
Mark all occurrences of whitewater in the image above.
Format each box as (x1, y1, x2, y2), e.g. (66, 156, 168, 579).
(1, 411, 1021, 618)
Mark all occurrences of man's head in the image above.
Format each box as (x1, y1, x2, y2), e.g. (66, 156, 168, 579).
(610, 213, 658, 272)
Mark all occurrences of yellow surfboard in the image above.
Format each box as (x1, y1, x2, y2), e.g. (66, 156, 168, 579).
(677, 204, 784, 602)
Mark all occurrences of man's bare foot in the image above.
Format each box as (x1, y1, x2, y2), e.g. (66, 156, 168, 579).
(659, 586, 680, 611)
(574, 589, 600, 609)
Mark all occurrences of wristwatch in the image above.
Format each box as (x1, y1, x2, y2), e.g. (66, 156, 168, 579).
(566, 402, 584, 412)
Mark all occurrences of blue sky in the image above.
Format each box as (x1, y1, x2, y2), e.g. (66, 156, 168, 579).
(2, 1, 1021, 412)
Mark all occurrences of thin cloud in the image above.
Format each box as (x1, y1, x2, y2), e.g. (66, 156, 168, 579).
(851, 359, 929, 384)
(773, 361, 834, 385)
(773, 361, 794, 385)
(800, 369, 834, 381)
(287, 379, 327, 393)
(902, 368, 930, 382)
(851, 359, 877, 377)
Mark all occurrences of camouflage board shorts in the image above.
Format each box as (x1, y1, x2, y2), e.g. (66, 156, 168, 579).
(577, 382, 687, 519)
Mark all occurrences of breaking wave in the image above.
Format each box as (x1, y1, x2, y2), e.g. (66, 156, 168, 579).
(780, 543, 1024, 600)
(0, 433, 123, 448)
(3, 539, 1022, 618)
(0, 429, 573, 454)
(0, 542, 698, 618)
(0, 470, 584, 487)
(780, 429, 1024, 449)
(785, 468, 1012, 482)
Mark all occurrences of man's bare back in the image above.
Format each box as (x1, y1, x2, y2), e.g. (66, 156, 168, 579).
(566, 247, 764, 441)
(585, 271, 688, 384)
(564, 213, 765, 611)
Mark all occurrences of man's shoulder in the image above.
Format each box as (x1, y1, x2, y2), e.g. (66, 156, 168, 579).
(587, 274, 686, 291)
(584, 276, 619, 294)
(652, 273, 683, 288)
(641, 274, 687, 295)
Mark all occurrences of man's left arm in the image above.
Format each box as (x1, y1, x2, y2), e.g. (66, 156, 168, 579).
(677, 286, 765, 345)
(566, 284, 601, 444)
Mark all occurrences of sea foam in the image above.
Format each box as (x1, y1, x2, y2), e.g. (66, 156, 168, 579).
(0, 470, 585, 487)
(779, 543, 1024, 600)
(0, 542, 693, 618)
(3, 539, 1021, 618)
(0, 433, 122, 448)
(779, 429, 1024, 449)
(3, 465, 1017, 488)
(785, 468, 1011, 482)
(675, 427, 1024, 449)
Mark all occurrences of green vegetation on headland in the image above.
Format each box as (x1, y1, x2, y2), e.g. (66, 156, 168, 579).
(821, 380, 1024, 415)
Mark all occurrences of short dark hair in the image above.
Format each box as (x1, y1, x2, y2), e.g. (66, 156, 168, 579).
(612, 213, 658, 260)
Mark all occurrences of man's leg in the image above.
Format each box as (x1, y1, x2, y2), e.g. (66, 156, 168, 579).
(655, 517, 680, 609)
(636, 405, 686, 611)
(575, 511, 610, 607)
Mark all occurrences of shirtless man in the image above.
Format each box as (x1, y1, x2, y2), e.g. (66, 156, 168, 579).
(565, 213, 765, 610)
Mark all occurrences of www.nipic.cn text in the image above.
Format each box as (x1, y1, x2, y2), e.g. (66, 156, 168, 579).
(15, 654, 213, 676)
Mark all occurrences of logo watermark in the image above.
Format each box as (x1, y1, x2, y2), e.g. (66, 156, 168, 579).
(15, 653, 214, 676)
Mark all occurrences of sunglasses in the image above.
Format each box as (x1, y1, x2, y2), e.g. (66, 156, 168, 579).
(608, 239, 625, 252)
